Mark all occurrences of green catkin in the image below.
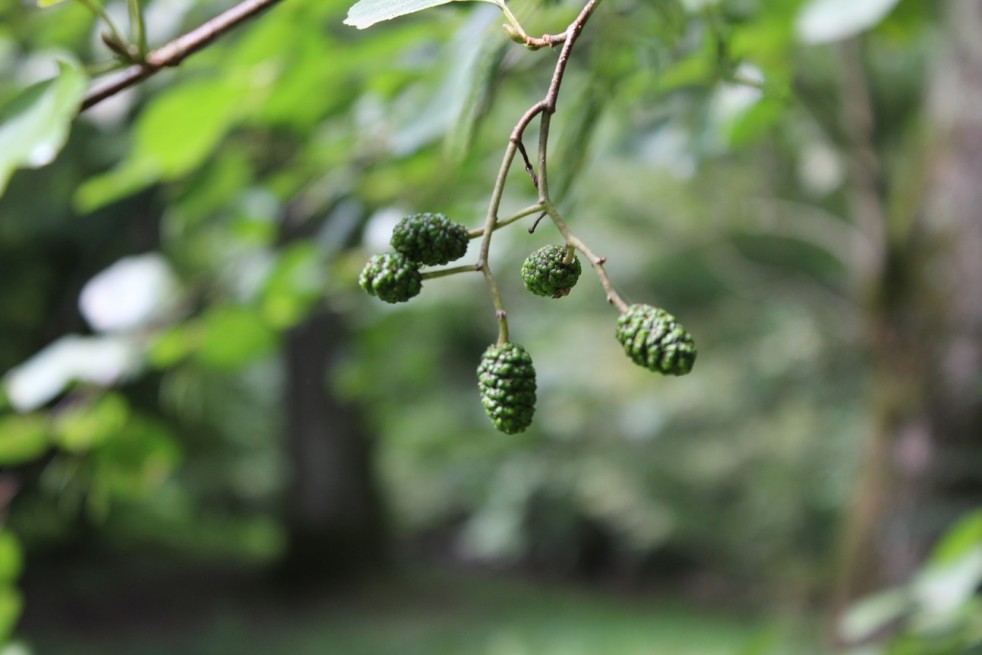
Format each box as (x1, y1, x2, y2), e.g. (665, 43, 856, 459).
(521, 245, 582, 298)
(477, 342, 537, 433)
(390, 212, 469, 266)
(359, 253, 423, 303)
(615, 304, 696, 375)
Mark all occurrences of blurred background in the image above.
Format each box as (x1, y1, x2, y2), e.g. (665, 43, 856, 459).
(0, 0, 980, 653)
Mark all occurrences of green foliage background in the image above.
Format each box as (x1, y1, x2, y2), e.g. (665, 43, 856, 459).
(0, 0, 976, 652)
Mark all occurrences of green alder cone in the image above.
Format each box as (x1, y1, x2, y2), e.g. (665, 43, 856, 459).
(616, 304, 696, 376)
(358, 253, 422, 303)
(390, 212, 469, 266)
(477, 342, 537, 434)
(521, 245, 582, 298)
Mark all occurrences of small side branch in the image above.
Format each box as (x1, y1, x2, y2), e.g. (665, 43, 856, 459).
(80, 0, 284, 112)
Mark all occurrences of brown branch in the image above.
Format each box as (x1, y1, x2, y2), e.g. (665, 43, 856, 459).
(79, 0, 284, 112)
(543, 0, 598, 113)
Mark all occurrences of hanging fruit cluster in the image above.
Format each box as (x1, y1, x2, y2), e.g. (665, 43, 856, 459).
(359, 209, 697, 434)
(356, 0, 696, 434)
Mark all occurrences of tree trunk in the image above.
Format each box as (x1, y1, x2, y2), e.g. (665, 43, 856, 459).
(279, 309, 387, 583)
(833, 0, 982, 631)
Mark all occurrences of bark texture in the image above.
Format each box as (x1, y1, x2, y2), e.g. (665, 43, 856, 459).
(834, 0, 982, 628)
(280, 309, 387, 582)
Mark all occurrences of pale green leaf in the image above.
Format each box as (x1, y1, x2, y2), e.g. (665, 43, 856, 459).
(0, 587, 22, 647)
(0, 60, 87, 197)
(51, 392, 130, 452)
(344, 0, 499, 29)
(0, 415, 49, 466)
(196, 306, 277, 370)
(37, 0, 68, 6)
(73, 76, 246, 213)
(839, 588, 911, 643)
(929, 510, 982, 565)
(0, 531, 22, 584)
(796, 0, 902, 44)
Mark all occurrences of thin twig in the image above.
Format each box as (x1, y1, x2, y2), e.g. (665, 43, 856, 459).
(473, 0, 603, 343)
(78, 0, 128, 55)
(421, 264, 481, 280)
(128, 0, 148, 57)
(468, 203, 544, 238)
(80, 0, 284, 112)
(513, 138, 539, 189)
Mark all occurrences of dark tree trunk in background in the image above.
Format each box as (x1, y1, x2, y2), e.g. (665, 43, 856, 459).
(833, 1, 982, 627)
(279, 309, 387, 582)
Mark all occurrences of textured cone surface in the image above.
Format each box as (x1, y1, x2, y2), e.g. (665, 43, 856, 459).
(358, 253, 422, 303)
(477, 342, 536, 434)
(391, 212, 469, 266)
(616, 304, 697, 375)
(521, 245, 582, 298)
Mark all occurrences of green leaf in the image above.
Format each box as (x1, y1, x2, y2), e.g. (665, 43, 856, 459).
(37, 0, 68, 6)
(51, 392, 130, 453)
(196, 306, 277, 370)
(344, 0, 497, 29)
(839, 588, 912, 643)
(260, 243, 325, 329)
(0, 532, 22, 585)
(930, 510, 982, 565)
(74, 76, 247, 212)
(0, 60, 87, 197)
(0, 587, 22, 647)
(91, 415, 180, 499)
(0, 414, 49, 466)
(796, 0, 902, 44)
(147, 325, 195, 369)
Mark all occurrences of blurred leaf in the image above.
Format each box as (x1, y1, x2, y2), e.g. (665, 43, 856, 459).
(0, 587, 21, 647)
(796, 0, 902, 44)
(839, 588, 911, 644)
(38, 0, 69, 5)
(344, 0, 496, 29)
(196, 305, 277, 370)
(0, 532, 22, 585)
(444, 29, 507, 162)
(134, 77, 246, 177)
(92, 415, 181, 499)
(0, 60, 87, 197)
(550, 84, 604, 198)
(0, 415, 49, 466)
(78, 253, 180, 334)
(914, 546, 982, 616)
(147, 324, 195, 369)
(73, 157, 161, 214)
(75, 76, 247, 211)
(4, 335, 142, 412)
(260, 243, 324, 329)
(929, 510, 982, 565)
(51, 392, 130, 452)
(725, 95, 784, 148)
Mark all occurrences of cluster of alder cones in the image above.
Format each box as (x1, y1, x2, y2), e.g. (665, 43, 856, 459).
(360, 212, 697, 434)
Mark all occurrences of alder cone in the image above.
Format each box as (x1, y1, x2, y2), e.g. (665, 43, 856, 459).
(390, 212, 469, 266)
(616, 304, 696, 375)
(521, 245, 581, 298)
(358, 253, 422, 303)
(477, 342, 537, 434)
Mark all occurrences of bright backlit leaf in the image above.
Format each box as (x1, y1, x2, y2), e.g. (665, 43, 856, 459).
(52, 392, 130, 452)
(344, 0, 499, 29)
(0, 532, 22, 585)
(197, 305, 277, 370)
(796, 0, 902, 44)
(0, 60, 87, 197)
(0, 415, 49, 466)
